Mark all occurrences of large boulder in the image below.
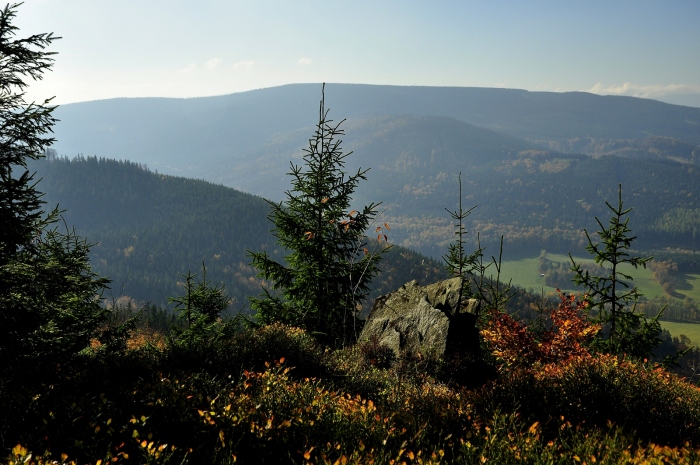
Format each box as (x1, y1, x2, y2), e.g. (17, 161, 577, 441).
(359, 277, 481, 360)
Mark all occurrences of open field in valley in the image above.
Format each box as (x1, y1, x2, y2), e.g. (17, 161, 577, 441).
(499, 252, 700, 301)
(660, 321, 700, 345)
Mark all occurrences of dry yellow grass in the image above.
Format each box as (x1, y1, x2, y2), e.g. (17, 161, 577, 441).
(89, 327, 167, 352)
(126, 328, 167, 351)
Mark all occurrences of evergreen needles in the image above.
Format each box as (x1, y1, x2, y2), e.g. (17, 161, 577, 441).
(570, 184, 661, 358)
(248, 85, 386, 347)
(0, 3, 109, 371)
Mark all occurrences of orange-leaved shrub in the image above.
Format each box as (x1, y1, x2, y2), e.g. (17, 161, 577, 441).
(481, 289, 600, 368)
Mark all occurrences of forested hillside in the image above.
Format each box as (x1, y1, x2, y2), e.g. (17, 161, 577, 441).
(49, 86, 700, 261)
(218, 114, 700, 258)
(31, 155, 447, 309)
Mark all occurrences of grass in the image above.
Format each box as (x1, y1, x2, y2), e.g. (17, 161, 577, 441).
(661, 321, 700, 345)
(500, 252, 691, 300)
(677, 273, 700, 302)
(497, 255, 545, 293)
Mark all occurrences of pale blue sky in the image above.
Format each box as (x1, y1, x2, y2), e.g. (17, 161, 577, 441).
(16, 0, 700, 106)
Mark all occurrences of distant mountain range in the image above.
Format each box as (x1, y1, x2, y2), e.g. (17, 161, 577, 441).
(52, 84, 700, 180)
(49, 84, 700, 258)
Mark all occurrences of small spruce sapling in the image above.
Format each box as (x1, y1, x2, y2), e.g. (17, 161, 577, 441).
(443, 172, 481, 299)
(168, 263, 232, 348)
(570, 184, 661, 358)
(476, 236, 515, 313)
(443, 173, 513, 313)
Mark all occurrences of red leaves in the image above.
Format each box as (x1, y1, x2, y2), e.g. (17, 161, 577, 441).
(546, 288, 600, 361)
(481, 312, 538, 368)
(481, 289, 600, 369)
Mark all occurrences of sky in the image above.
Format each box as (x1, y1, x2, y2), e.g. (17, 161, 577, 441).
(15, 0, 700, 107)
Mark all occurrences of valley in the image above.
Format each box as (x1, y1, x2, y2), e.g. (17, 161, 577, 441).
(49, 85, 700, 262)
(35, 84, 700, 317)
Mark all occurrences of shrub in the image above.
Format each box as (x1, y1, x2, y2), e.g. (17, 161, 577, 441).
(357, 334, 396, 369)
(481, 289, 600, 369)
(484, 354, 700, 446)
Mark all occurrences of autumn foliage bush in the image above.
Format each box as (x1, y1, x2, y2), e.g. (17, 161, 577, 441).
(484, 353, 700, 447)
(481, 288, 600, 369)
(7, 321, 700, 464)
(478, 289, 700, 446)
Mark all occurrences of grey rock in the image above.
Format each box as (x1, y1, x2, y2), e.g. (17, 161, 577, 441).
(359, 277, 481, 359)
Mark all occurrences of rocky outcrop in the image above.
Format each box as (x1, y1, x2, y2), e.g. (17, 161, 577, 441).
(359, 277, 481, 359)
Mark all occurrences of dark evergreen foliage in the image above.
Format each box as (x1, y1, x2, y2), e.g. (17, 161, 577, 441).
(0, 2, 58, 264)
(249, 87, 386, 347)
(167, 264, 237, 349)
(0, 3, 109, 371)
(570, 185, 661, 358)
(30, 155, 274, 306)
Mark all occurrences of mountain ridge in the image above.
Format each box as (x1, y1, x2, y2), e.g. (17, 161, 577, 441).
(52, 84, 700, 177)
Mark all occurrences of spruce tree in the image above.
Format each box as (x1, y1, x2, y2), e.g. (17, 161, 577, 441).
(0, 3, 109, 371)
(443, 173, 479, 281)
(168, 264, 232, 349)
(443, 172, 482, 299)
(248, 86, 385, 347)
(570, 184, 660, 358)
(0, 3, 57, 264)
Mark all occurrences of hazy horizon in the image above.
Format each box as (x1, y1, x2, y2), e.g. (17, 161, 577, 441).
(16, 1, 700, 108)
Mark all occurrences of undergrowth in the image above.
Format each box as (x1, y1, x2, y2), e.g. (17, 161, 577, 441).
(4, 322, 700, 464)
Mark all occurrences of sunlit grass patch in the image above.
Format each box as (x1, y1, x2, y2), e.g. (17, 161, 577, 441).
(500, 252, 666, 298)
(677, 273, 700, 302)
(660, 320, 700, 345)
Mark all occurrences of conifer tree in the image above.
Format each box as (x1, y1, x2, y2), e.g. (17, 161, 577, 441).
(443, 173, 480, 283)
(0, 3, 57, 264)
(249, 85, 385, 347)
(0, 3, 109, 371)
(168, 264, 232, 349)
(570, 184, 660, 358)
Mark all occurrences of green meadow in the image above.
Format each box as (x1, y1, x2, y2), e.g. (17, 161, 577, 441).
(660, 321, 700, 345)
(499, 252, 700, 301)
(677, 273, 700, 302)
